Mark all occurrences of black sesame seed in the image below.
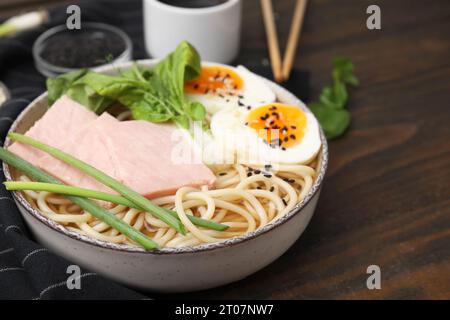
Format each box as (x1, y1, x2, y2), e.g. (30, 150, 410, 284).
(284, 137, 289, 142)
(291, 125, 297, 129)
(289, 179, 296, 183)
(238, 95, 244, 99)
(257, 186, 262, 190)
(269, 186, 275, 192)
(238, 100, 245, 107)
(219, 172, 227, 176)
(264, 174, 272, 178)
(247, 106, 251, 110)
(247, 172, 253, 177)
(264, 164, 272, 170)
(282, 199, 288, 206)
(282, 147, 286, 151)
(254, 170, 261, 174)
(290, 134, 296, 140)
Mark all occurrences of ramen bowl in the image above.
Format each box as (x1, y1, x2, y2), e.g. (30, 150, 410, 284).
(3, 60, 328, 293)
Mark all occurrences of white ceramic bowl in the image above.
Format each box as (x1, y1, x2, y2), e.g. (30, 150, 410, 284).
(3, 60, 328, 293)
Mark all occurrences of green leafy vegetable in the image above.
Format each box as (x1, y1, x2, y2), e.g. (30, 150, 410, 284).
(9, 132, 186, 235)
(45, 41, 206, 129)
(0, 147, 158, 249)
(309, 57, 359, 139)
(47, 69, 114, 114)
(4, 181, 229, 232)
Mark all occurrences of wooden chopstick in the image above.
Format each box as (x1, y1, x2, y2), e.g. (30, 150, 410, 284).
(282, 0, 308, 80)
(260, 0, 283, 82)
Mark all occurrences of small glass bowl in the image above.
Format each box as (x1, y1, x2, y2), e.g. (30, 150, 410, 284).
(33, 22, 133, 77)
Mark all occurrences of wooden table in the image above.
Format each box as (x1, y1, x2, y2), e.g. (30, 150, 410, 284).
(2, 0, 450, 300)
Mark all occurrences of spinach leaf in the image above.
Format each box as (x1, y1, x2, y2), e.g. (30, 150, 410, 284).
(46, 69, 88, 105)
(45, 41, 206, 130)
(47, 69, 114, 113)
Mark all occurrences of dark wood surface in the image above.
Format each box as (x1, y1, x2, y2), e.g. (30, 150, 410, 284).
(1, 0, 449, 299)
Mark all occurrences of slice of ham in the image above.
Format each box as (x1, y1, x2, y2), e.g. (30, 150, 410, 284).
(37, 113, 120, 195)
(8, 95, 98, 166)
(100, 117, 216, 198)
(38, 112, 216, 199)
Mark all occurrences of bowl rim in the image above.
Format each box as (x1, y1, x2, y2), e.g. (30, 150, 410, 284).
(3, 59, 328, 255)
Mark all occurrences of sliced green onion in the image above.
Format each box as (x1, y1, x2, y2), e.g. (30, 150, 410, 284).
(9, 133, 186, 234)
(0, 148, 158, 249)
(4, 181, 229, 232)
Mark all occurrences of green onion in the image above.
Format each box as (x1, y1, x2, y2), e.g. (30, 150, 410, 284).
(4, 181, 229, 232)
(0, 148, 158, 249)
(9, 133, 186, 234)
(0, 11, 48, 38)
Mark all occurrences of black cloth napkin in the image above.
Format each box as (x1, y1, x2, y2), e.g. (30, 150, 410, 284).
(0, 0, 309, 300)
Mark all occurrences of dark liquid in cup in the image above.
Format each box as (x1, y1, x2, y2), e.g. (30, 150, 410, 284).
(158, 0, 229, 9)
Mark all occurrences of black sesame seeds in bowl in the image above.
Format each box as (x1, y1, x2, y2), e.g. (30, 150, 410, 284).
(33, 22, 132, 77)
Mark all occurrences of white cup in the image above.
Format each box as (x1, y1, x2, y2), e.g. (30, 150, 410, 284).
(143, 0, 242, 63)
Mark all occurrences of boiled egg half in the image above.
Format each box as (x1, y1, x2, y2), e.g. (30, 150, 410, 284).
(210, 103, 321, 165)
(184, 64, 276, 114)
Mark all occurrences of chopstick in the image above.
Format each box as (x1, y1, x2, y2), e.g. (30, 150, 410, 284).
(260, 0, 283, 82)
(282, 0, 308, 80)
(260, 0, 308, 82)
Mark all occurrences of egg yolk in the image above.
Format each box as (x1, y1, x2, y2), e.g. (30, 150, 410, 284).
(246, 103, 307, 150)
(185, 66, 244, 95)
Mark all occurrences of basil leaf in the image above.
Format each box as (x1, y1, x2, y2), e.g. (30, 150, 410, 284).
(332, 57, 359, 86)
(309, 57, 358, 140)
(309, 102, 351, 139)
(319, 83, 348, 109)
